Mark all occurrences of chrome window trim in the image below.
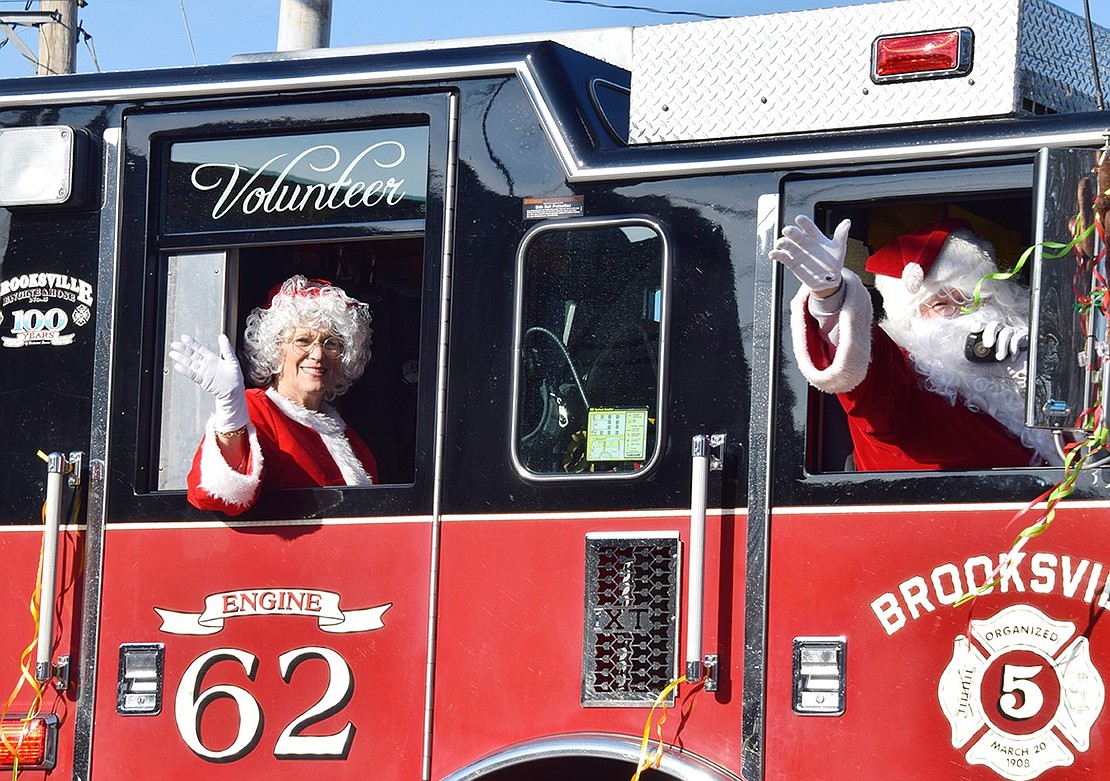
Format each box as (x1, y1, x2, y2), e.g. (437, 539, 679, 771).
(509, 214, 671, 483)
(0, 58, 1101, 188)
(71, 124, 123, 781)
(421, 91, 460, 781)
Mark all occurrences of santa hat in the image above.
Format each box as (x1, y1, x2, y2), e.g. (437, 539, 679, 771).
(867, 220, 1000, 319)
(865, 219, 971, 293)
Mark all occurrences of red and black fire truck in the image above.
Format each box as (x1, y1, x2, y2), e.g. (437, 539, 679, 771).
(0, 0, 1108, 778)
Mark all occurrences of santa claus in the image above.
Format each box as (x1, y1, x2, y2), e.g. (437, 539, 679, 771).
(770, 215, 1060, 471)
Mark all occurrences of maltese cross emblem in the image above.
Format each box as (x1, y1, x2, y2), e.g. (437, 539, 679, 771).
(938, 604, 1104, 780)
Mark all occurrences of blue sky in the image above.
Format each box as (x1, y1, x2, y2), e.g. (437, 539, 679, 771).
(0, 0, 1104, 78)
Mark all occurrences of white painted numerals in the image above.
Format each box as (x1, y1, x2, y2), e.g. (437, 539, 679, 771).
(175, 649, 262, 761)
(10, 308, 68, 334)
(998, 664, 1045, 721)
(175, 646, 355, 762)
(275, 647, 355, 758)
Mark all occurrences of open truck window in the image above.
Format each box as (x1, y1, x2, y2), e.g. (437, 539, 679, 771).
(157, 238, 423, 490)
(512, 217, 669, 478)
(151, 124, 430, 496)
(781, 163, 1051, 475)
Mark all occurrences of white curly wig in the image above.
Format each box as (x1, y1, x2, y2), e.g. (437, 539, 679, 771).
(241, 275, 372, 401)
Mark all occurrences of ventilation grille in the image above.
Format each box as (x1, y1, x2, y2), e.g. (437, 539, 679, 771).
(582, 534, 679, 706)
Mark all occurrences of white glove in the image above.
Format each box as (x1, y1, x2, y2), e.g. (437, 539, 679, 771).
(770, 215, 851, 295)
(169, 334, 249, 433)
(979, 321, 1029, 362)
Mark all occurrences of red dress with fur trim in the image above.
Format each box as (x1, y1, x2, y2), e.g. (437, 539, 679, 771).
(790, 273, 1040, 471)
(187, 388, 378, 515)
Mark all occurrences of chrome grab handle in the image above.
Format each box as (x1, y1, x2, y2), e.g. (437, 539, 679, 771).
(685, 434, 708, 682)
(686, 434, 724, 690)
(35, 451, 81, 685)
(36, 452, 66, 682)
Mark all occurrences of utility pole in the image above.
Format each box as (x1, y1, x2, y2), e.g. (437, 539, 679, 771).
(277, 0, 332, 51)
(37, 0, 77, 75)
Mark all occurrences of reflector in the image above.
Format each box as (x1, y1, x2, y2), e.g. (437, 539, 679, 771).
(872, 28, 972, 83)
(0, 714, 57, 769)
(0, 125, 76, 206)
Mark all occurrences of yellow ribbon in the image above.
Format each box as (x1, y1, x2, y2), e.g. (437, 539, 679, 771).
(1, 505, 48, 778)
(630, 676, 685, 780)
(629, 674, 708, 781)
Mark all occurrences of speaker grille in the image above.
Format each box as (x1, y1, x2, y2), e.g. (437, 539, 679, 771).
(582, 534, 679, 706)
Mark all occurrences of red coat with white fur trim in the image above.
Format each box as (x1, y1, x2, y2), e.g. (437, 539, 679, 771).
(187, 388, 378, 515)
(790, 272, 1039, 471)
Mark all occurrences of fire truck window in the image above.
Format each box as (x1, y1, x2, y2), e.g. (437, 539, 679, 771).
(514, 220, 665, 476)
(157, 239, 422, 492)
(800, 198, 1047, 473)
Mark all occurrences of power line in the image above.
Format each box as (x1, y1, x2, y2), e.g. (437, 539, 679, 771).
(178, 0, 197, 66)
(0, 6, 59, 69)
(0, 20, 41, 66)
(77, 22, 98, 71)
(543, 0, 727, 20)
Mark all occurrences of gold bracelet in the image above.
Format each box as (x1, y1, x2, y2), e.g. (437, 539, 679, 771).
(216, 425, 248, 439)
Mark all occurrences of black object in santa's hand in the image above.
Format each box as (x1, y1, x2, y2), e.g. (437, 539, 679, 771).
(965, 330, 995, 362)
(965, 329, 1030, 362)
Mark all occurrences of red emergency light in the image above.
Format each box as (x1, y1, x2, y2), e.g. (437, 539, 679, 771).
(0, 714, 57, 770)
(872, 28, 973, 83)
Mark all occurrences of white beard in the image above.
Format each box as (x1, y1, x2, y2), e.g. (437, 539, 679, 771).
(881, 300, 1060, 465)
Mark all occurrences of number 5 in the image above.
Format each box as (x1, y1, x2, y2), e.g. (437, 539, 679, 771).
(999, 664, 1044, 720)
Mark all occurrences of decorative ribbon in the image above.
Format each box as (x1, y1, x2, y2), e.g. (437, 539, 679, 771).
(960, 224, 1094, 315)
(955, 211, 1108, 607)
(2, 503, 48, 779)
(630, 674, 706, 781)
(155, 591, 391, 635)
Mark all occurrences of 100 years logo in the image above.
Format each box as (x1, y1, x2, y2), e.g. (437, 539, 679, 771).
(0, 272, 94, 348)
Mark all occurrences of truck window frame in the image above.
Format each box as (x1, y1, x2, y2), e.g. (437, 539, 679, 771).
(510, 215, 671, 481)
(774, 159, 1068, 507)
(107, 92, 453, 522)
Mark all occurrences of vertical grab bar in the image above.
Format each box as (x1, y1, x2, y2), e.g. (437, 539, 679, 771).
(686, 435, 709, 683)
(36, 452, 67, 682)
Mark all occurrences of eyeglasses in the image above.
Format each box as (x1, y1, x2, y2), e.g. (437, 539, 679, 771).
(918, 288, 978, 319)
(288, 333, 345, 357)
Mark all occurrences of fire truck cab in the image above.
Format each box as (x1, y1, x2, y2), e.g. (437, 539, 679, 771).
(1, 0, 1109, 779)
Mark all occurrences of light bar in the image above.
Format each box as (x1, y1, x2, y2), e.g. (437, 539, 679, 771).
(0, 714, 58, 770)
(0, 125, 77, 206)
(872, 28, 973, 83)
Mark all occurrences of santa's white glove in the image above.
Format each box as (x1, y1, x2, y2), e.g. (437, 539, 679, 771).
(770, 215, 851, 296)
(979, 321, 1029, 362)
(168, 334, 249, 433)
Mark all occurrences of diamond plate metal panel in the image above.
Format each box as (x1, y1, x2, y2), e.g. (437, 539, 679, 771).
(1019, 0, 1110, 113)
(629, 0, 1109, 143)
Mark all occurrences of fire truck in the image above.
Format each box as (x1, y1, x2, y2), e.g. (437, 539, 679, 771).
(0, 0, 1108, 778)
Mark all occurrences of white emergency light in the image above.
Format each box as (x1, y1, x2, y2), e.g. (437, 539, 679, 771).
(0, 125, 78, 207)
(871, 28, 973, 83)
